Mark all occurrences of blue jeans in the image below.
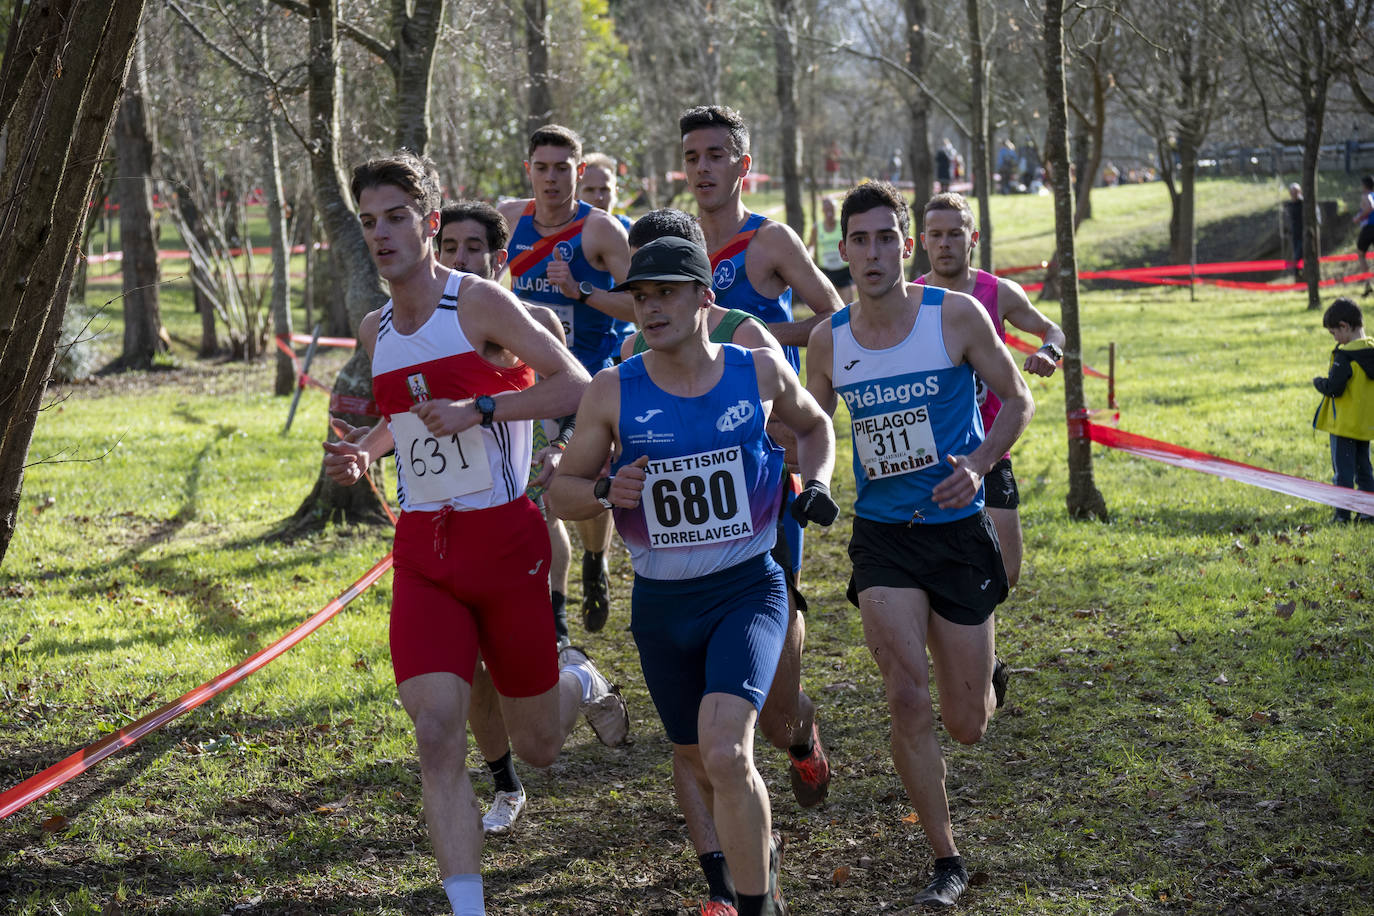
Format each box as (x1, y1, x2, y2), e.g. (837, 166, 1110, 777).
(1329, 434, 1374, 521)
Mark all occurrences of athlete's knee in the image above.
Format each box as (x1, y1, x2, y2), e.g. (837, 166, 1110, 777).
(411, 707, 466, 766)
(509, 725, 560, 769)
(943, 702, 990, 746)
(885, 679, 934, 731)
(699, 734, 752, 787)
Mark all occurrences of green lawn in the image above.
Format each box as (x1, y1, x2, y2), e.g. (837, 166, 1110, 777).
(3, 271, 1370, 913)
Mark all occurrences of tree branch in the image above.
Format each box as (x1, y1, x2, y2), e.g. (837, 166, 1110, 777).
(799, 32, 969, 135)
(267, 0, 397, 70)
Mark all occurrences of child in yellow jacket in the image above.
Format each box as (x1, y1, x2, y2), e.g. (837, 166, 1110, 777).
(1312, 297, 1374, 521)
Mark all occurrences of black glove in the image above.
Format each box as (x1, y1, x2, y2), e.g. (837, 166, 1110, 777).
(790, 479, 839, 528)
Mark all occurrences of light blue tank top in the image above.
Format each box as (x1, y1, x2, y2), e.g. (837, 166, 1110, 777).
(612, 345, 784, 580)
(831, 286, 984, 525)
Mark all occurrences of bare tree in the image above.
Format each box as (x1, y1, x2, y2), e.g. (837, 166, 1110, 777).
(0, 0, 148, 567)
(1066, 5, 1117, 228)
(773, 0, 805, 233)
(524, 0, 553, 133)
(966, 0, 991, 270)
(168, 0, 297, 391)
(113, 32, 168, 370)
(271, 0, 446, 154)
(1238, 0, 1372, 310)
(1117, 0, 1226, 268)
(1044, 0, 1108, 521)
(278, 0, 391, 529)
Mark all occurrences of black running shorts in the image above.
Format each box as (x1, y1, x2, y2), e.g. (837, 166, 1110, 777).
(846, 511, 1008, 626)
(1358, 224, 1374, 254)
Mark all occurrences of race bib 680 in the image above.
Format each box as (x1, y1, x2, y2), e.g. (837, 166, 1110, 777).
(643, 447, 752, 547)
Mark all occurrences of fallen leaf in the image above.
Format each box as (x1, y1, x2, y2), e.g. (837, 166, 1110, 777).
(832, 865, 851, 886)
(41, 814, 69, 832)
(902, 811, 920, 824)
(1275, 601, 1295, 619)
(1213, 673, 1229, 685)
(1250, 711, 1271, 723)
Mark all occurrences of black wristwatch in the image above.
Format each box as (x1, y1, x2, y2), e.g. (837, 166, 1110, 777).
(593, 476, 614, 509)
(577, 281, 595, 303)
(1038, 342, 1063, 362)
(475, 394, 496, 428)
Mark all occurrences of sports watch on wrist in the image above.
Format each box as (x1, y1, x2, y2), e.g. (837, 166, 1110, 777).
(577, 281, 595, 303)
(1038, 341, 1063, 362)
(475, 394, 496, 428)
(593, 476, 614, 509)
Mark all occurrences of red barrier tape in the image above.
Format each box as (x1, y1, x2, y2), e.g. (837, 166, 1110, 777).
(1009, 254, 1367, 294)
(1079, 417, 1374, 515)
(1005, 333, 1109, 379)
(0, 552, 395, 820)
(272, 336, 332, 394)
(330, 393, 382, 417)
(84, 243, 322, 265)
(289, 333, 357, 349)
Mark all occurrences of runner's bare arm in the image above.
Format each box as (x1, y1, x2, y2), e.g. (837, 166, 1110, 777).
(410, 280, 589, 437)
(932, 298, 1034, 508)
(527, 303, 568, 346)
(998, 277, 1065, 377)
(732, 315, 783, 354)
(546, 370, 625, 520)
(761, 221, 843, 346)
(321, 309, 388, 485)
(803, 318, 839, 416)
(755, 348, 836, 488)
(548, 212, 636, 321)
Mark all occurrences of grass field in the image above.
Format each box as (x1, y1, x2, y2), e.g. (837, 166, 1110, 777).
(2, 183, 1372, 914)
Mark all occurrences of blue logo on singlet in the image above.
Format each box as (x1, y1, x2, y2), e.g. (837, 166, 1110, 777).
(555, 241, 575, 263)
(713, 260, 736, 290)
(715, 399, 755, 432)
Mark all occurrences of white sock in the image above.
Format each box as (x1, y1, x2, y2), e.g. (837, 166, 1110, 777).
(441, 873, 484, 916)
(563, 663, 593, 702)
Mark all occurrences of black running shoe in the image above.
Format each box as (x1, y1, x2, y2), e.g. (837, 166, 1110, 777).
(581, 551, 610, 632)
(913, 857, 969, 908)
(992, 657, 1009, 709)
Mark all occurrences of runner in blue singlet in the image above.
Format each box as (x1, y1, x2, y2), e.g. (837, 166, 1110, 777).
(805, 181, 1034, 910)
(498, 125, 636, 637)
(549, 237, 839, 916)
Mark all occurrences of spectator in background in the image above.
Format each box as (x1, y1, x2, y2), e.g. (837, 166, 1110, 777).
(996, 139, 1017, 194)
(1285, 183, 1305, 282)
(935, 138, 956, 192)
(1353, 175, 1374, 297)
(1312, 297, 1374, 522)
(809, 196, 854, 302)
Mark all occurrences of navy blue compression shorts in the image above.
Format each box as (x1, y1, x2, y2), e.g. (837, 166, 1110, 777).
(630, 551, 789, 746)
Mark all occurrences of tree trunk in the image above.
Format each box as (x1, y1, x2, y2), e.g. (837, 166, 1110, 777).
(285, 0, 390, 532)
(392, 0, 446, 154)
(904, 0, 932, 277)
(175, 191, 221, 357)
(1044, 0, 1107, 521)
(773, 0, 805, 235)
(966, 0, 992, 271)
(254, 0, 295, 395)
(1173, 131, 1198, 267)
(0, 0, 148, 568)
(114, 37, 166, 371)
(524, 0, 552, 135)
(1300, 80, 1327, 311)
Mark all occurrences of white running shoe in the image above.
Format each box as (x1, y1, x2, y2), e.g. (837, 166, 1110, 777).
(559, 645, 630, 747)
(481, 787, 526, 836)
